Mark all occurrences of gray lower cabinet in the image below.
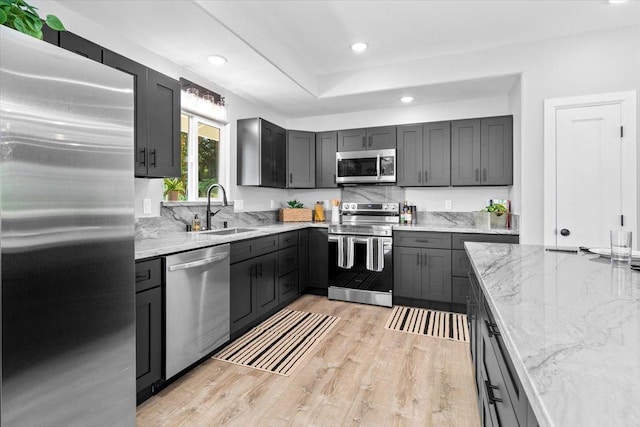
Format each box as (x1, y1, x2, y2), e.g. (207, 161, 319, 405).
(298, 229, 309, 292)
(255, 252, 279, 316)
(230, 257, 258, 334)
(470, 265, 538, 427)
(230, 232, 301, 336)
(135, 258, 162, 402)
(287, 130, 315, 188)
(337, 126, 396, 151)
(316, 131, 338, 187)
(397, 122, 451, 187)
(393, 246, 452, 303)
(451, 116, 513, 186)
(307, 228, 329, 289)
(395, 231, 518, 310)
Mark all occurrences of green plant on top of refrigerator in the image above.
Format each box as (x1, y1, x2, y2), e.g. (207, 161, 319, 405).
(0, 0, 65, 40)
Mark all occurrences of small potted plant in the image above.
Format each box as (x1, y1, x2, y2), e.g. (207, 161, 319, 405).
(163, 178, 185, 201)
(279, 200, 312, 222)
(484, 200, 509, 229)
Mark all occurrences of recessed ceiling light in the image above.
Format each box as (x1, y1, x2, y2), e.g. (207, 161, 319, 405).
(207, 55, 227, 65)
(608, 0, 627, 3)
(351, 42, 368, 52)
(400, 96, 414, 104)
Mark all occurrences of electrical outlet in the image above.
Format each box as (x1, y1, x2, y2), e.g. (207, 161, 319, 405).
(445, 200, 452, 210)
(270, 200, 277, 209)
(143, 198, 152, 214)
(234, 200, 244, 211)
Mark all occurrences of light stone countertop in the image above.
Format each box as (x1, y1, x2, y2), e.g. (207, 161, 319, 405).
(135, 222, 518, 260)
(465, 243, 640, 427)
(393, 223, 519, 235)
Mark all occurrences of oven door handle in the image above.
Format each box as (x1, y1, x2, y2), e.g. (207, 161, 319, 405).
(376, 153, 381, 181)
(328, 235, 392, 245)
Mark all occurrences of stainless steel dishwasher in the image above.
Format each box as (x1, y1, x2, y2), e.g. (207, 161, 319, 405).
(163, 244, 230, 380)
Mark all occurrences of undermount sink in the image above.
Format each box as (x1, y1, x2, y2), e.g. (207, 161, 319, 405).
(197, 227, 256, 236)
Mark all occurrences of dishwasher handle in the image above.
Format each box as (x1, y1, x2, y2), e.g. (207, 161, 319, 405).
(167, 252, 229, 272)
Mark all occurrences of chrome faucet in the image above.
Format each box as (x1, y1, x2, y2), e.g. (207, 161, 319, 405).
(205, 184, 228, 230)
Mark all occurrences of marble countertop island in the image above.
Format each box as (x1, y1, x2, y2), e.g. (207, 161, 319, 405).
(465, 243, 640, 427)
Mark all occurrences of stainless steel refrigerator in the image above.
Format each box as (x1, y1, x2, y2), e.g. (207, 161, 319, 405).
(0, 27, 135, 425)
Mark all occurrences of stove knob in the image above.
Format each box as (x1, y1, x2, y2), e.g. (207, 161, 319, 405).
(350, 203, 356, 210)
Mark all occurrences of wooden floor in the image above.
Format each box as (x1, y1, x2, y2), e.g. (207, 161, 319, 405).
(136, 295, 480, 427)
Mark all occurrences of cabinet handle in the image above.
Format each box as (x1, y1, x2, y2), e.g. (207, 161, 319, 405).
(418, 171, 421, 183)
(485, 320, 501, 337)
(484, 381, 503, 405)
(333, 174, 336, 184)
(483, 168, 487, 182)
(423, 253, 427, 266)
(416, 252, 420, 266)
(150, 149, 157, 167)
(259, 262, 263, 277)
(424, 170, 428, 182)
(415, 239, 431, 243)
(289, 173, 293, 184)
(475, 168, 479, 182)
(139, 148, 146, 166)
(362, 136, 366, 148)
(368, 136, 372, 147)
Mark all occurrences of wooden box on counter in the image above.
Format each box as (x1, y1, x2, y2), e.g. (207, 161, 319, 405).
(279, 208, 312, 222)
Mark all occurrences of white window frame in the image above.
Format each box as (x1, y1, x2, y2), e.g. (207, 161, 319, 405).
(182, 112, 228, 202)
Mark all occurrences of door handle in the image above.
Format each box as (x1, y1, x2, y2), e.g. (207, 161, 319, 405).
(484, 381, 503, 405)
(424, 170, 428, 182)
(139, 148, 146, 166)
(289, 173, 293, 184)
(475, 168, 479, 182)
(485, 320, 501, 337)
(560, 228, 571, 236)
(422, 253, 427, 267)
(483, 168, 487, 182)
(150, 149, 157, 167)
(167, 253, 230, 271)
(333, 174, 336, 184)
(368, 135, 372, 147)
(362, 136, 366, 148)
(259, 262, 263, 277)
(416, 252, 420, 266)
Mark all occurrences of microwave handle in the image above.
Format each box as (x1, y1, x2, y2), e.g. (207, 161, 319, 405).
(376, 153, 381, 180)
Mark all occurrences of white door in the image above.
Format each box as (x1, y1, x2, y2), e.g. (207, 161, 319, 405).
(555, 104, 625, 247)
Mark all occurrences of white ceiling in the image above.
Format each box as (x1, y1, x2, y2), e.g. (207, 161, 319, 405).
(56, 0, 640, 118)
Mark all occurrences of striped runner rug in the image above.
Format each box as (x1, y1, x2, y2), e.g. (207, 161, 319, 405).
(385, 306, 469, 343)
(213, 309, 339, 376)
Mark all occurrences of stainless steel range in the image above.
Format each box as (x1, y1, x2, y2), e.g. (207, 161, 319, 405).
(328, 202, 400, 307)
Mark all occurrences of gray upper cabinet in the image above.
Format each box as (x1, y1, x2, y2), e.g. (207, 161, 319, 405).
(238, 118, 287, 188)
(146, 70, 181, 178)
(451, 119, 481, 186)
(481, 116, 513, 185)
(337, 128, 366, 151)
(337, 126, 396, 151)
(398, 122, 451, 187)
(316, 131, 338, 187)
(423, 122, 451, 186)
(396, 125, 422, 186)
(451, 116, 513, 186)
(287, 130, 315, 188)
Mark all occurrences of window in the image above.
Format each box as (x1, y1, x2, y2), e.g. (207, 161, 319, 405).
(177, 113, 224, 201)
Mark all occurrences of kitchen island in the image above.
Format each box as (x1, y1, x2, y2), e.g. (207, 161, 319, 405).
(465, 243, 640, 427)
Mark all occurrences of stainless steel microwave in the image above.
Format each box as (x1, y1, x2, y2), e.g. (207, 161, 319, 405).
(336, 149, 396, 184)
